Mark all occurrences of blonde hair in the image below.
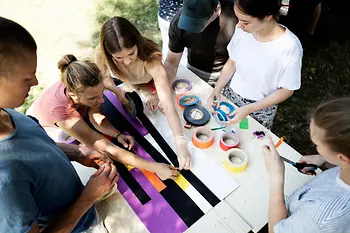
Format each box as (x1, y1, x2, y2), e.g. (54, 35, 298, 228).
(58, 54, 102, 93)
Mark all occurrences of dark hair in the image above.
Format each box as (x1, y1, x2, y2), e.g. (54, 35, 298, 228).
(0, 17, 37, 73)
(98, 17, 161, 78)
(311, 97, 350, 159)
(58, 54, 102, 94)
(235, 0, 281, 20)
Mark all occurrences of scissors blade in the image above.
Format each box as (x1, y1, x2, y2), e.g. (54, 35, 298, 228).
(280, 156, 295, 165)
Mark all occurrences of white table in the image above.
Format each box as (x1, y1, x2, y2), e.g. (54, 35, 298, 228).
(43, 65, 317, 233)
(144, 65, 317, 233)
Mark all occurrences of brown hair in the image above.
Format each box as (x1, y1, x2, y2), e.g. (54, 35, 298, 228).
(58, 54, 102, 94)
(311, 97, 350, 158)
(0, 17, 37, 74)
(98, 17, 161, 77)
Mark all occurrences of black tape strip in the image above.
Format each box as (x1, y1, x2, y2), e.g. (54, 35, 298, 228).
(113, 160, 151, 205)
(183, 105, 210, 126)
(102, 96, 204, 227)
(126, 92, 220, 207)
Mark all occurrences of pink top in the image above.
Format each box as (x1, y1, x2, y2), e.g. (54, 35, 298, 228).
(31, 82, 87, 127)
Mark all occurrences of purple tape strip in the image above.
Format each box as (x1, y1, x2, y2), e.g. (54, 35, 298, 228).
(116, 145, 188, 233)
(104, 91, 148, 136)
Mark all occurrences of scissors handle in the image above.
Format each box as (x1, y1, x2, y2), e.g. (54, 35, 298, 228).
(294, 163, 318, 176)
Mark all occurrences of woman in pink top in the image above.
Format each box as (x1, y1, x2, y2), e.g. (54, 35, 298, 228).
(31, 54, 179, 180)
(95, 17, 191, 170)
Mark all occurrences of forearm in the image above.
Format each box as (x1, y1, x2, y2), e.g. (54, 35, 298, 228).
(42, 192, 95, 233)
(213, 59, 236, 93)
(247, 88, 293, 113)
(268, 183, 287, 233)
(56, 142, 82, 161)
(161, 96, 184, 137)
(97, 141, 159, 172)
(89, 107, 120, 138)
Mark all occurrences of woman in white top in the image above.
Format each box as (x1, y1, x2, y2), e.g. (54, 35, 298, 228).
(207, 0, 302, 129)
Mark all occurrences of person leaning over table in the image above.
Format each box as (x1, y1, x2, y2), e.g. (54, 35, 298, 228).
(0, 16, 118, 233)
(207, 0, 303, 129)
(262, 97, 350, 233)
(164, 0, 237, 86)
(94, 16, 192, 170)
(30, 54, 179, 181)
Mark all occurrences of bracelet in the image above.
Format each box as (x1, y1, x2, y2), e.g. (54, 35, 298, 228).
(115, 133, 122, 140)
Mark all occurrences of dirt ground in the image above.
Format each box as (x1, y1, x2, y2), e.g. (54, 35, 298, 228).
(0, 0, 97, 87)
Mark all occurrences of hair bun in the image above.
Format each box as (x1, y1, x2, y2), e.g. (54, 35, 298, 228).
(58, 54, 78, 73)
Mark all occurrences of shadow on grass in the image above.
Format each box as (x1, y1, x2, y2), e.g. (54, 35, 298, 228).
(273, 0, 350, 154)
(92, 0, 161, 48)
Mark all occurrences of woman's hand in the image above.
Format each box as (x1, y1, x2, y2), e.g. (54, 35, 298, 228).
(175, 136, 192, 170)
(154, 163, 179, 180)
(146, 93, 160, 111)
(207, 90, 221, 113)
(262, 135, 285, 185)
(227, 105, 251, 125)
(299, 154, 326, 174)
(117, 134, 135, 150)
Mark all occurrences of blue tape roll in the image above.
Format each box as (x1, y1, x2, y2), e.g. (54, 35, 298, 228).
(183, 105, 210, 126)
(212, 102, 235, 122)
(179, 95, 199, 107)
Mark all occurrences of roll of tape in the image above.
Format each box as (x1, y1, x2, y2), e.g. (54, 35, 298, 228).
(212, 102, 235, 122)
(192, 127, 214, 149)
(184, 105, 210, 126)
(172, 79, 192, 92)
(223, 148, 248, 173)
(220, 132, 240, 151)
(179, 94, 199, 107)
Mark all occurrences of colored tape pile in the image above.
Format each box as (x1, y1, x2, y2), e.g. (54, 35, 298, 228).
(172, 79, 248, 173)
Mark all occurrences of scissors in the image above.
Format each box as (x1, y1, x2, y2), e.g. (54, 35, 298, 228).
(280, 156, 318, 176)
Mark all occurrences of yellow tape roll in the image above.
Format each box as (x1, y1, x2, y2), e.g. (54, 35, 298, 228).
(223, 148, 248, 173)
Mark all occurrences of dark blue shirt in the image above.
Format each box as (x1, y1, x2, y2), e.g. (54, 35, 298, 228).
(0, 109, 95, 232)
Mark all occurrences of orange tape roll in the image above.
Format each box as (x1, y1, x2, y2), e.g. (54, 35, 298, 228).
(192, 126, 214, 149)
(176, 92, 197, 108)
(219, 132, 240, 151)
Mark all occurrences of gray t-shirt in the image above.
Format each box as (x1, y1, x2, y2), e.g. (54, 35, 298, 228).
(0, 109, 95, 232)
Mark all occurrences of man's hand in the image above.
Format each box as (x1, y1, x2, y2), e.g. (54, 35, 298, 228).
(262, 135, 285, 185)
(117, 134, 135, 150)
(77, 145, 112, 169)
(82, 163, 119, 202)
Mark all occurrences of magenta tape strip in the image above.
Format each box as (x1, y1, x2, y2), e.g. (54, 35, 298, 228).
(104, 90, 148, 136)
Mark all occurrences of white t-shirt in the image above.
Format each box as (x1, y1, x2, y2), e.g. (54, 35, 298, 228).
(227, 26, 303, 101)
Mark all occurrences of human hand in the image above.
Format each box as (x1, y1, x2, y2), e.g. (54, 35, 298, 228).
(146, 93, 160, 111)
(117, 134, 135, 150)
(77, 145, 112, 169)
(155, 163, 179, 180)
(262, 135, 285, 185)
(207, 90, 221, 113)
(298, 154, 325, 174)
(175, 136, 192, 170)
(227, 105, 251, 125)
(82, 163, 119, 202)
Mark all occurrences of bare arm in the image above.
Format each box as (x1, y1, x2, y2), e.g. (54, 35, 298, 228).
(56, 117, 158, 172)
(213, 58, 236, 93)
(146, 59, 183, 137)
(164, 50, 183, 83)
(246, 88, 294, 114)
(88, 106, 120, 138)
(268, 183, 288, 233)
(146, 58, 192, 169)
